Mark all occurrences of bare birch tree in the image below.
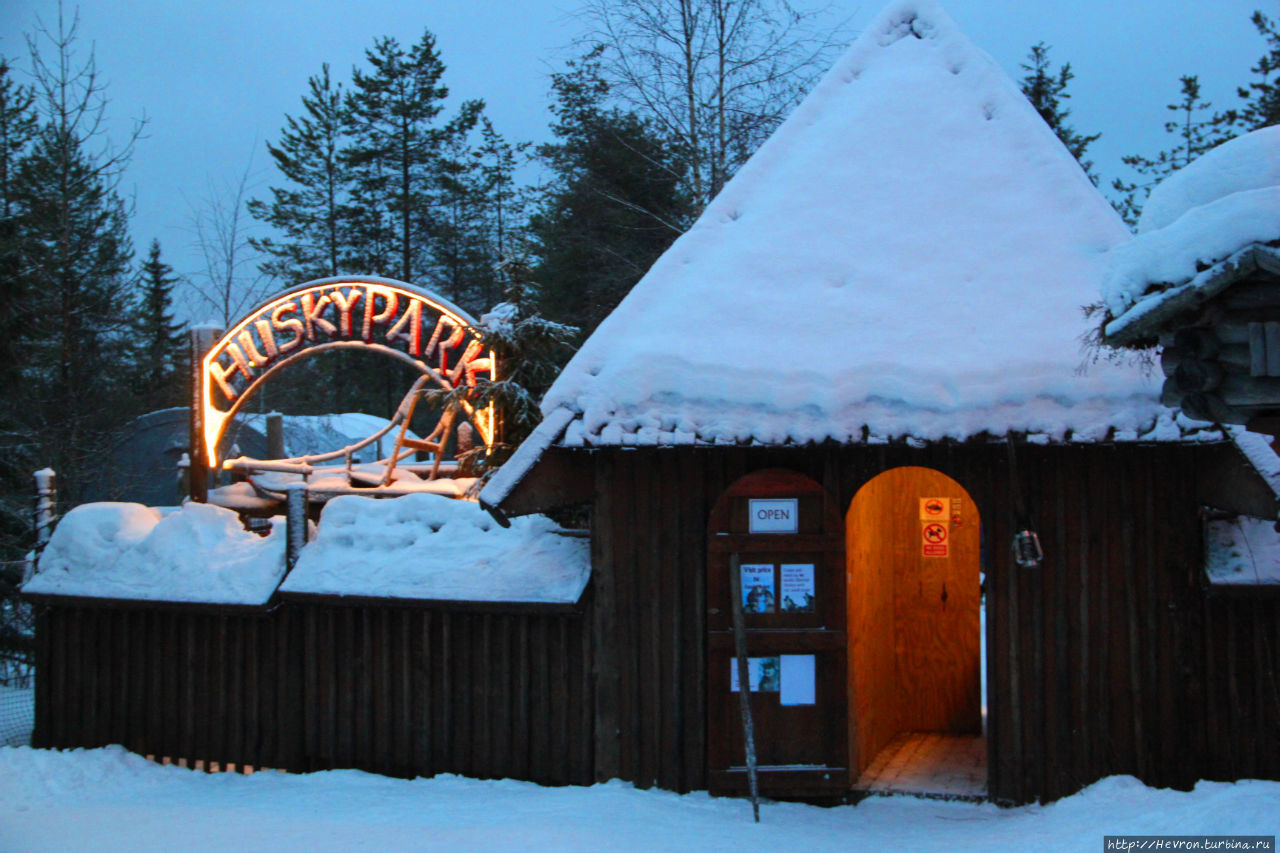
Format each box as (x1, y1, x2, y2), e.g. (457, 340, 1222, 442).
(184, 149, 271, 326)
(576, 0, 845, 213)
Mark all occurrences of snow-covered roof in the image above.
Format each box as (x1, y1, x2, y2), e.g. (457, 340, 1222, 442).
(1103, 127, 1280, 344)
(23, 502, 286, 607)
(529, 0, 1172, 454)
(280, 493, 589, 604)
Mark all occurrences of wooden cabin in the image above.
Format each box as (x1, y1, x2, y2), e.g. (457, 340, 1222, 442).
(1101, 126, 1280, 435)
(480, 0, 1280, 804)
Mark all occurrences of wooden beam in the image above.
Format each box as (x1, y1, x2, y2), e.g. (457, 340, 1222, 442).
(493, 447, 594, 517)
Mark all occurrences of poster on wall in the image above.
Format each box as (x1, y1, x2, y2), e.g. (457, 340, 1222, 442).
(779, 563, 815, 612)
(780, 655, 816, 705)
(740, 563, 775, 613)
(730, 656, 781, 692)
(729, 655, 814, 703)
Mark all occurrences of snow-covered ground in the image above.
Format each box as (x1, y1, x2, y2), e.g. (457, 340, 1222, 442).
(0, 746, 1275, 852)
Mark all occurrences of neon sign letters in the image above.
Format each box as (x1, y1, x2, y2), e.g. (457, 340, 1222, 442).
(199, 277, 495, 466)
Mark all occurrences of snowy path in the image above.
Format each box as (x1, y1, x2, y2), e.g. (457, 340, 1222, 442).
(2, 746, 1276, 852)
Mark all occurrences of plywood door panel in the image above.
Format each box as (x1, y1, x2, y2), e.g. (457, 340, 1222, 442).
(847, 466, 981, 776)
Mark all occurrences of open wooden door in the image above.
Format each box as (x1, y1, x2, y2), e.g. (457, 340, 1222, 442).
(706, 469, 848, 797)
(846, 466, 982, 792)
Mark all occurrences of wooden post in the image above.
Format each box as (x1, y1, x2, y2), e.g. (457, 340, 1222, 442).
(266, 413, 285, 460)
(728, 553, 760, 822)
(188, 327, 221, 503)
(32, 468, 56, 576)
(285, 484, 308, 572)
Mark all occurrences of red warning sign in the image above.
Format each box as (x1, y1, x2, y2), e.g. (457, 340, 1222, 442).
(921, 522, 949, 557)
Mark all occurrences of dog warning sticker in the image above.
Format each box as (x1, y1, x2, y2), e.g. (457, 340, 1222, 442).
(921, 522, 949, 557)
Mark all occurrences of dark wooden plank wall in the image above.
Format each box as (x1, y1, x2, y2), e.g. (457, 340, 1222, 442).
(31, 441, 1279, 803)
(32, 602, 594, 786)
(590, 442, 1280, 803)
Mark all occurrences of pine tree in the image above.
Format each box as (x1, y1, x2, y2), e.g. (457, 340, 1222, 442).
(131, 239, 187, 408)
(1019, 42, 1101, 183)
(344, 30, 481, 285)
(432, 122, 496, 315)
(474, 117, 528, 275)
(1221, 9, 1280, 131)
(532, 49, 691, 336)
(429, 116, 531, 316)
(1110, 76, 1232, 226)
(248, 63, 351, 281)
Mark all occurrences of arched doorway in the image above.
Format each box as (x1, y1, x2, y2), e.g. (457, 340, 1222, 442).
(846, 466, 984, 796)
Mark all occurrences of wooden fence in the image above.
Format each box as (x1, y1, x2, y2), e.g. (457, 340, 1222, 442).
(33, 600, 594, 785)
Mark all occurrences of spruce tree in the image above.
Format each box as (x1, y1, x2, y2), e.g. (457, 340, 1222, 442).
(131, 239, 187, 408)
(248, 63, 351, 281)
(1019, 42, 1101, 183)
(0, 57, 37, 220)
(0, 56, 37, 389)
(11, 6, 142, 504)
(0, 56, 38, 567)
(1111, 76, 1232, 226)
(428, 258, 578, 473)
(474, 117, 528, 275)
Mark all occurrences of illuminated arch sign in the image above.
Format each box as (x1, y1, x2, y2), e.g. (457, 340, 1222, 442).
(200, 276, 495, 467)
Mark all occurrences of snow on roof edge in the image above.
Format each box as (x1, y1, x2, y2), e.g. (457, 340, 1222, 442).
(1227, 426, 1280, 508)
(479, 407, 575, 512)
(1103, 244, 1276, 345)
(547, 406, 1223, 449)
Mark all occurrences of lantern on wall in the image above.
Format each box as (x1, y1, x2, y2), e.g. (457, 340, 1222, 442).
(1012, 528, 1044, 569)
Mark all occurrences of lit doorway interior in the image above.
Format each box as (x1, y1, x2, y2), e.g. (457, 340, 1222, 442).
(846, 466, 985, 798)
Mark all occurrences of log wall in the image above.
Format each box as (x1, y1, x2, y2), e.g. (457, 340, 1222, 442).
(589, 441, 1280, 802)
(33, 602, 594, 786)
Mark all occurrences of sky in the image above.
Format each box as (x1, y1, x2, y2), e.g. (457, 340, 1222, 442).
(0, 0, 1269, 316)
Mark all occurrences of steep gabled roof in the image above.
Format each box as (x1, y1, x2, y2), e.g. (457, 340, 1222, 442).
(484, 1, 1190, 508)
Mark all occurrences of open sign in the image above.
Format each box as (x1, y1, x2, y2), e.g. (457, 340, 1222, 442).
(748, 499, 799, 534)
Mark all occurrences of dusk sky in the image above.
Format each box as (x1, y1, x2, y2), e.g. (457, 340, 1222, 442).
(0, 0, 1268, 318)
